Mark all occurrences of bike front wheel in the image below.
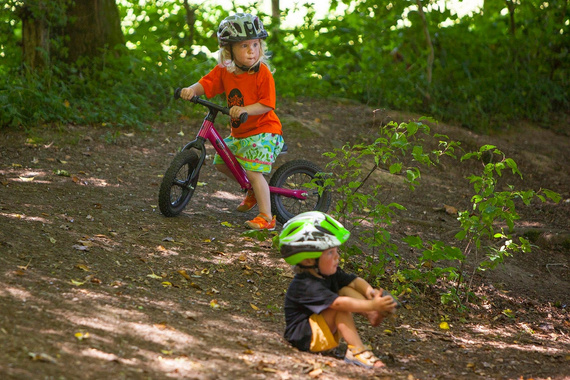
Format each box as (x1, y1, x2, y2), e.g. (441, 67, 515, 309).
(158, 150, 200, 217)
(269, 159, 332, 225)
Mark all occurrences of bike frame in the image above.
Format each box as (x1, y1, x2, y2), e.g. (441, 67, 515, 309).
(181, 104, 308, 201)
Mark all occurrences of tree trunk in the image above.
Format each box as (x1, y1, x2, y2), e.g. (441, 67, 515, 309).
(272, 0, 280, 22)
(416, 0, 434, 98)
(182, 0, 197, 47)
(505, 0, 516, 35)
(64, 0, 124, 63)
(20, 3, 50, 70)
(271, 0, 280, 37)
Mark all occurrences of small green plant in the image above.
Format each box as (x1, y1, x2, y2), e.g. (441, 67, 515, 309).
(317, 120, 561, 309)
(316, 118, 460, 285)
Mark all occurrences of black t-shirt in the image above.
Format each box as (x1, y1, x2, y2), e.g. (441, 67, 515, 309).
(283, 268, 357, 351)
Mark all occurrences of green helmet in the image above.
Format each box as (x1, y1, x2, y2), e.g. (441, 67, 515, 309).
(217, 13, 268, 46)
(279, 212, 350, 265)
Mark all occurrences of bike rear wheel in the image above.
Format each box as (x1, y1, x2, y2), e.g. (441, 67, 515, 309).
(158, 150, 200, 217)
(269, 159, 331, 225)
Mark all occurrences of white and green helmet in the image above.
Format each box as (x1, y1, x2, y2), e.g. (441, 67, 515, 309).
(217, 13, 268, 46)
(279, 212, 350, 265)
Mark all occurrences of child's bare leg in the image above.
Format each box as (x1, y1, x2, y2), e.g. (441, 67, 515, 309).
(320, 308, 364, 349)
(246, 170, 271, 219)
(215, 164, 237, 182)
(321, 308, 385, 368)
(339, 286, 384, 327)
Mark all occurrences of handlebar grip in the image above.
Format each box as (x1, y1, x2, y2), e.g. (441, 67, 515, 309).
(174, 87, 182, 100)
(239, 112, 248, 125)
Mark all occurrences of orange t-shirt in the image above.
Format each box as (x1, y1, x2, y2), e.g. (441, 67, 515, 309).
(198, 64, 282, 138)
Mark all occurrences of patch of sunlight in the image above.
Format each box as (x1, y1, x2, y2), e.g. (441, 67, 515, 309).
(211, 190, 242, 202)
(459, 324, 568, 355)
(1, 286, 33, 301)
(0, 212, 51, 224)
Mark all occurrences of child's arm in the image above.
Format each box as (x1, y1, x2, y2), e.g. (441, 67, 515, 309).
(347, 277, 378, 300)
(180, 83, 205, 100)
(229, 102, 272, 119)
(329, 294, 396, 315)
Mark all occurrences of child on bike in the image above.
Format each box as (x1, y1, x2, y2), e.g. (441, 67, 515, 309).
(180, 13, 283, 230)
(279, 211, 398, 369)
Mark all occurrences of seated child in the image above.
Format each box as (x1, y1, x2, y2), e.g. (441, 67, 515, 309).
(279, 211, 398, 369)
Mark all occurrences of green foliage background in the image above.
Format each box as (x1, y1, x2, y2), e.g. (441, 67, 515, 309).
(0, 0, 568, 131)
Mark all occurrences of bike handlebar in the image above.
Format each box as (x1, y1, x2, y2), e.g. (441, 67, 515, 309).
(174, 87, 248, 126)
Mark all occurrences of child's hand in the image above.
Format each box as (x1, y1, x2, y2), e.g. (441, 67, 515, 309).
(180, 87, 195, 100)
(372, 290, 397, 315)
(229, 106, 246, 119)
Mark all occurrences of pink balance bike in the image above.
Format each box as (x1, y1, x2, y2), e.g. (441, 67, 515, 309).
(158, 89, 331, 224)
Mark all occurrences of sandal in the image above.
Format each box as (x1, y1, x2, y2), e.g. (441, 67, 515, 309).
(237, 189, 257, 212)
(344, 344, 384, 369)
(245, 213, 276, 231)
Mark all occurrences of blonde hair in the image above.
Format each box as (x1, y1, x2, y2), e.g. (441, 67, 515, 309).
(217, 39, 273, 74)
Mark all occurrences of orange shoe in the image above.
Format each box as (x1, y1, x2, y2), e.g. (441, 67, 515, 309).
(245, 213, 276, 231)
(237, 190, 257, 212)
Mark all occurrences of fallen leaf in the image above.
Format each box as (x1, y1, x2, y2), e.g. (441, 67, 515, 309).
(147, 273, 162, 279)
(17, 259, 32, 271)
(53, 169, 70, 177)
(19, 175, 35, 182)
(70, 279, 85, 286)
(250, 303, 259, 311)
(221, 221, 234, 228)
(309, 368, 323, 378)
(439, 322, 450, 330)
(444, 204, 458, 215)
(162, 281, 173, 287)
(29, 352, 57, 363)
(75, 264, 90, 271)
(177, 270, 191, 280)
(74, 332, 90, 341)
(210, 299, 220, 309)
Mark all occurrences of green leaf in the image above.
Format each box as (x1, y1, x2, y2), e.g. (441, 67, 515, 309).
(389, 163, 402, 174)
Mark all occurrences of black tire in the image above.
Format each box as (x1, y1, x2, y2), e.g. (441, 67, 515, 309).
(158, 150, 200, 217)
(269, 159, 331, 225)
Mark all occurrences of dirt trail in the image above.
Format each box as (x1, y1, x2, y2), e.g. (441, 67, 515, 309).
(1, 99, 569, 379)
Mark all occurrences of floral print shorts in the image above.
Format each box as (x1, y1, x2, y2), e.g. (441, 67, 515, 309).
(213, 133, 284, 174)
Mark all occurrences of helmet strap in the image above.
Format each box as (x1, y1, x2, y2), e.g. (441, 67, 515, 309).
(297, 258, 325, 276)
(297, 262, 318, 270)
(234, 61, 260, 73)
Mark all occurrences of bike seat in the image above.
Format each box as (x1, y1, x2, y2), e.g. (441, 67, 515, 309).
(280, 143, 288, 155)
